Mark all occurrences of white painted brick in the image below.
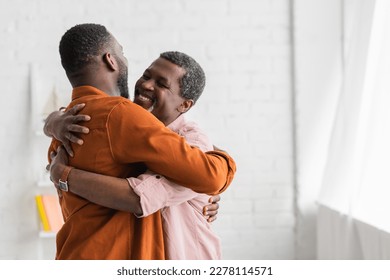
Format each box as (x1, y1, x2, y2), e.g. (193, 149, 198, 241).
(135, 0, 181, 12)
(271, 26, 291, 44)
(250, 13, 290, 27)
(271, 83, 292, 102)
(272, 56, 292, 77)
(184, 0, 228, 14)
(253, 213, 278, 228)
(251, 184, 277, 199)
(252, 45, 291, 57)
(229, 0, 271, 14)
(213, 214, 233, 230)
(219, 200, 253, 214)
(230, 56, 273, 73)
(274, 183, 295, 198)
(231, 185, 272, 200)
(203, 15, 250, 29)
(254, 198, 294, 213)
(275, 213, 296, 227)
(229, 214, 255, 229)
(206, 43, 251, 57)
(0, 0, 295, 260)
(271, 0, 291, 12)
(228, 27, 272, 44)
(181, 29, 228, 43)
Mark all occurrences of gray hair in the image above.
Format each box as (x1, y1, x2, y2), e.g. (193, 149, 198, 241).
(160, 51, 206, 103)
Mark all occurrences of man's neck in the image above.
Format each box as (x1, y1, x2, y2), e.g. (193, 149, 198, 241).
(68, 70, 119, 97)
(71, 81, 118, 96)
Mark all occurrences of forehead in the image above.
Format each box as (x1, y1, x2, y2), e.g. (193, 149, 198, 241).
(147, 58, 185, 81)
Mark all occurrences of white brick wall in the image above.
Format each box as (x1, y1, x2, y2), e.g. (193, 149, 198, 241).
(0, 0, 295, 259)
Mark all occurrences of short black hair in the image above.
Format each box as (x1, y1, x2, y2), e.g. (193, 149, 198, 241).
(59, 23, 112, 74)
(160, 51, 206, 103)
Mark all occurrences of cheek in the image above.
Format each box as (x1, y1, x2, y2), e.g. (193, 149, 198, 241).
(153, 102, 173, 117)
(134, 80, 142, 89)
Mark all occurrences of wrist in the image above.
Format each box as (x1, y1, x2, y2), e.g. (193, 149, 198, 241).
(50, 161, 67, 183)
(58, 165, 73, 192)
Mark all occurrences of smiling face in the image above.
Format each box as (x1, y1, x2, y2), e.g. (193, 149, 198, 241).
(133, 57, 192, 126)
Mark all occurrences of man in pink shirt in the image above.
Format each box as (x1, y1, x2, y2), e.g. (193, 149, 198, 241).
(127, 111, 221, 259)
(48, 51, 227, 259)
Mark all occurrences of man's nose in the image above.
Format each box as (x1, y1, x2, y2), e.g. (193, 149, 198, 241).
(142, 79, 155, 91)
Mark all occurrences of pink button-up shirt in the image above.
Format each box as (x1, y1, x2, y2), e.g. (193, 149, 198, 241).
(127, 115, 221, 259)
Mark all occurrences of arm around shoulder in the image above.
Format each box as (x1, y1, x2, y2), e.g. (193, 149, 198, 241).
(107, 102, 237, 195)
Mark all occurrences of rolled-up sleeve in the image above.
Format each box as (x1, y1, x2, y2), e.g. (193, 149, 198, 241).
(127, 172, 199, 218)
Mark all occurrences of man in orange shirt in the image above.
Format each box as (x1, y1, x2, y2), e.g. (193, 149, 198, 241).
(48, 23, 236, 259)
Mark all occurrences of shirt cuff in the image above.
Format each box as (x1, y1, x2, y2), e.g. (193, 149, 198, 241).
(127, 174, 168, 218)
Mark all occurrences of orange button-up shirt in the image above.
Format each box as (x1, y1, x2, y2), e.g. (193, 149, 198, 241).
(48, 86, 236, 260)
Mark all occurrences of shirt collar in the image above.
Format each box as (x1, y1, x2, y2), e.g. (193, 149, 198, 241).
(72, 86, 110, 101)
(167, 114, 186, 133)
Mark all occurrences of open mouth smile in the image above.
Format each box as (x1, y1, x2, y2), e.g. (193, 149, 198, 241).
(135, 91, 157, 111)
(138, 93, 155, 103)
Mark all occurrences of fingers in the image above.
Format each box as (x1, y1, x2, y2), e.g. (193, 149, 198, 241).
(67, 124, 89, 134)
(65, 132, 84, 145)
(207, 216, 217, 223)
(206, 202, 219, 212)
(205, 208, 218, 216)
(203, 202, 219, 216)
(209, 194, 221, 203)
(204, 206, 218, 223)
(205, 207, 218, 223)
(65, 104, 91, 123)
(67, 103, 85, 115)
(68, 114, 91, 123)
(57, 145, 68, 155)
(60, 142, 74, 157)
(63, 143, 73, 157)
(205, 195, 221, 223)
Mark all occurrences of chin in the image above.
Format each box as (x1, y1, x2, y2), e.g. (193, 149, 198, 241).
(135, 98, 153, 111)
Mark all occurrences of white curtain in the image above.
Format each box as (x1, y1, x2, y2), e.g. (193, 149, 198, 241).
(317, 0, 390, 259)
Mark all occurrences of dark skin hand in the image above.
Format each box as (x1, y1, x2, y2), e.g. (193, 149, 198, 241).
(48, 145, 220, 222)
(44, 103, 90, 157)
(205, 194, 220, 222)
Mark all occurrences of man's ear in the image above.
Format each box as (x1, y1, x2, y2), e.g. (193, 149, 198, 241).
(177, 99, 194, 113)
(102, 52, 118, 71)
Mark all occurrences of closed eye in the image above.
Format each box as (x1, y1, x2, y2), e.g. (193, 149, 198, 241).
(157, 81, 169, 88)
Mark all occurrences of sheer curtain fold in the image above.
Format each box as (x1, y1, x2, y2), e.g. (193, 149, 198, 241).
(317, 0, 390, 259)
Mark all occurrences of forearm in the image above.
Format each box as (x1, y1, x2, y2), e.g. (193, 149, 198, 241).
(147, 149, 235, 195)
(53, 164, 142, 215)
(69, 169, 142, 214)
